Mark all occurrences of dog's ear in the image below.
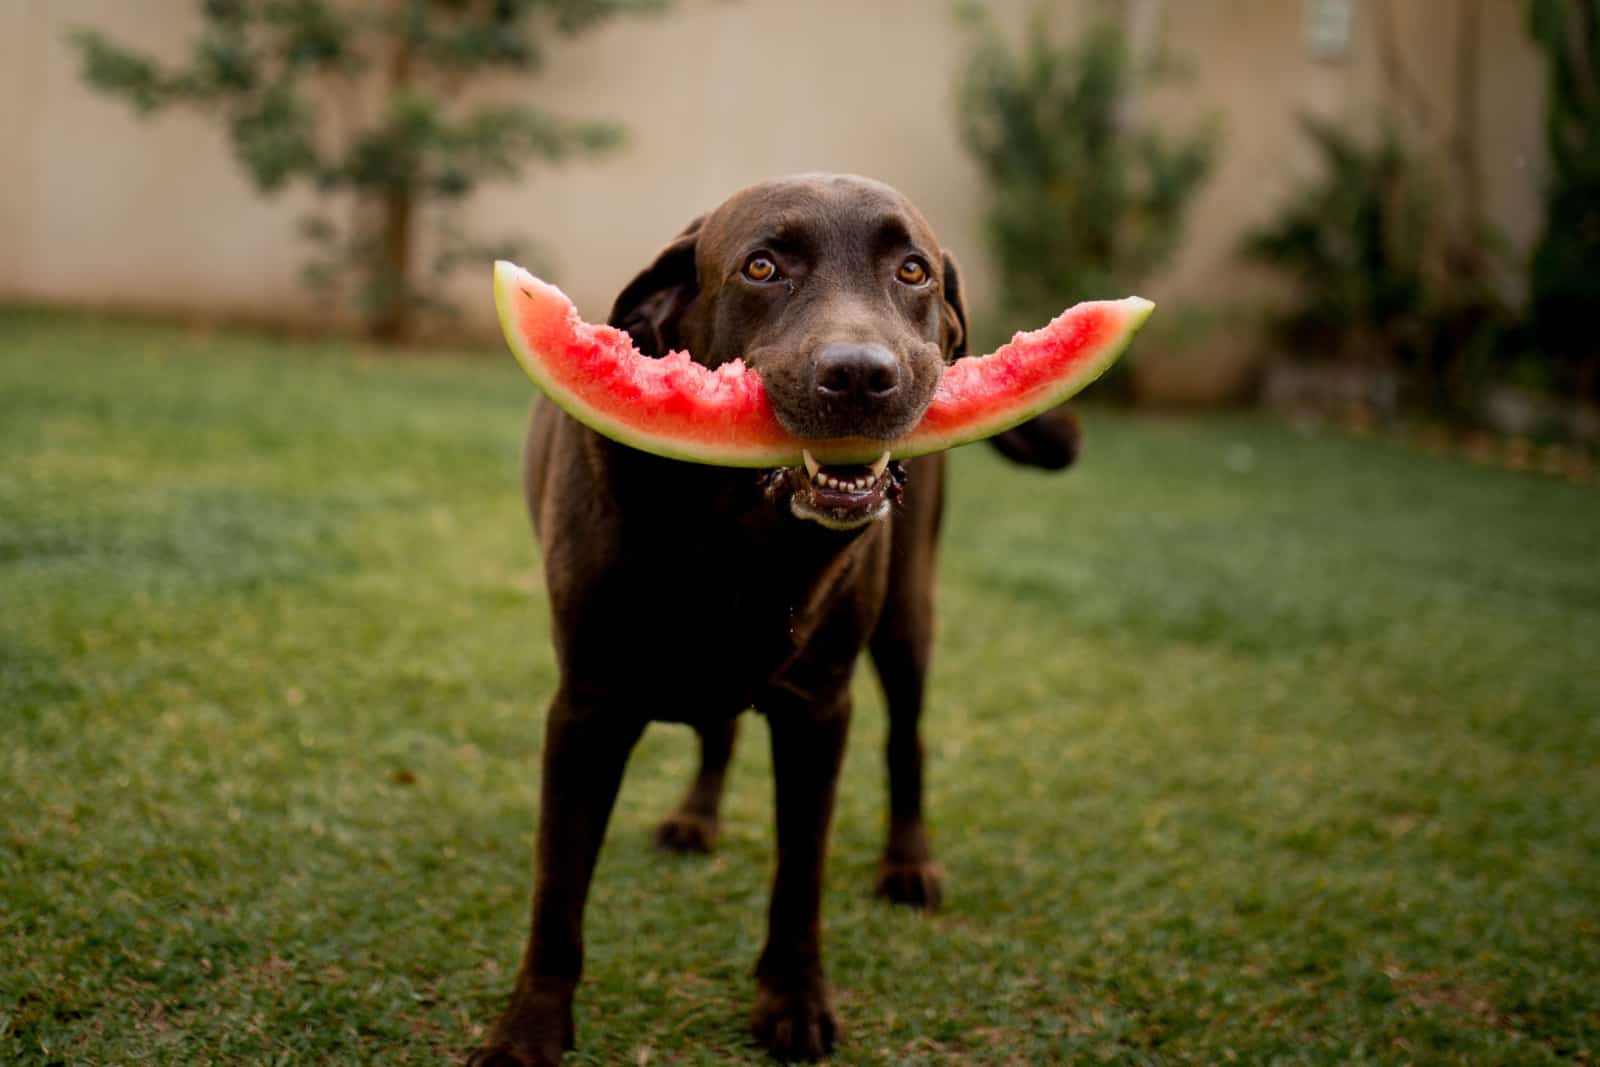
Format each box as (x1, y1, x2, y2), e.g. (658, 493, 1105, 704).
(987, 406, 1081, 470)
(940, 251, 968, 362)
(607, 216, 704, 357)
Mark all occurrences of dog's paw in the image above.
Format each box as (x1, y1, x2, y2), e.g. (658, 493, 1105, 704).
(752, 982, 838, 1061)
(467, 991, 574, 1067)
(875, 859, 945, 910)
(463, 1040, 560, 1067)
(654, 809, 719, 854)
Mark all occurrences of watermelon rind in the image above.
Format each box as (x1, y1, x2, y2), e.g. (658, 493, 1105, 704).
(495, 262, 801, 467)
(494, 260, 1152, 468)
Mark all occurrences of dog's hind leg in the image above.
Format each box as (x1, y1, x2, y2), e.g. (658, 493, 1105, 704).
(655, 717, 739, 853)
(868, 455, 946, 910)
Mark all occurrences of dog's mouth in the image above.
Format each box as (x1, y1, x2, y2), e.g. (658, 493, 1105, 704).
(781, 448, 899, 530)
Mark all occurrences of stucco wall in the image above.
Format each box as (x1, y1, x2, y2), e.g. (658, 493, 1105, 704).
(0, 0, 1545, 334)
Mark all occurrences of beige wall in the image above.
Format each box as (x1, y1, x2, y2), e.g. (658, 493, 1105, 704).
(1150, 0, 1545, 303)
(1, 0, 1546, 334)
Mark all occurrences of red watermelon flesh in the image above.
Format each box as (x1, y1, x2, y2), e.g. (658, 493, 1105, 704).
(494, 260, 1152, 469)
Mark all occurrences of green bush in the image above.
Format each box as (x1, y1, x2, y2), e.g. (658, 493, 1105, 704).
(1241, 119, 1427, 365)
(1242, 117, 1509, 417)
(1526, 0, 1600, 401)
(954, 3, 1216, 351)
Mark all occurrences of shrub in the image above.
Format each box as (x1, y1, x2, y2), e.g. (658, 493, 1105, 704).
(1526, 0, 1600, 402)
(1242, 117, 1509, 417)
(954, 3, 1216, 351)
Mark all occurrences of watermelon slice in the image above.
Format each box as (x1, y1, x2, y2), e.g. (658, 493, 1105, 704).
(494, 260, 1152, 469)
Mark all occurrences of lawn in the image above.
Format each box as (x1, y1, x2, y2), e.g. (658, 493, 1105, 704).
(2, 307, 1596, 1066)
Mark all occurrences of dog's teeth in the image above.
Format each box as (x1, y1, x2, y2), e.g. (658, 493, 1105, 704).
(802, 449, 820, 480)
(870, 451, 891, 478)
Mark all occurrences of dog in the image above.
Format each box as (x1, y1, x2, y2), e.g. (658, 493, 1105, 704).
(469, 173, 1079, 1065)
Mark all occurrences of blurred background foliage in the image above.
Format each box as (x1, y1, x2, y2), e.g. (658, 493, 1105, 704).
(1526, 0, 1600, 403)
(1239, 116, 1512, 419)
(954, 0, 1217, 356)
(45, 0, 1600, 444)
(950, 0, 1597, 436)
(71, 0, 670, 343)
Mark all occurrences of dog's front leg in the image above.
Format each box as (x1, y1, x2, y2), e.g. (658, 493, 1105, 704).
(751, 688, 850, 1061)
(471, 689, 643, 1067)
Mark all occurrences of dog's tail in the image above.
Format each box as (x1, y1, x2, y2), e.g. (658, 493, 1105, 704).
(986, 407, 1081, 471)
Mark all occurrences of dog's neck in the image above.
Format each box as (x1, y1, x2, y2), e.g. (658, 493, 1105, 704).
(565, 430, 887, 709)
(593, 433, 883, 562)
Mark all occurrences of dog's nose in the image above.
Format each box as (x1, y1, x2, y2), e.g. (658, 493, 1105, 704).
(814, 343, 900, 403)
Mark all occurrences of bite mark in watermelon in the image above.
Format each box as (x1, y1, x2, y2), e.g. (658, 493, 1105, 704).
(494, 260, 1153, 469)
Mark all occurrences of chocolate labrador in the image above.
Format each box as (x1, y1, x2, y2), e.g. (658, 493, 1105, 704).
(469, 173, 1079, 1065)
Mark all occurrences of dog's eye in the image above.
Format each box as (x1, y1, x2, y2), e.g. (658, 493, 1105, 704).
(743, 255, 778, 283)
(896, 257, 929, 286)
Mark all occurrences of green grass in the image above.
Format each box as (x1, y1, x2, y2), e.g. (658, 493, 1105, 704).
(2, 307, 1596, 1066)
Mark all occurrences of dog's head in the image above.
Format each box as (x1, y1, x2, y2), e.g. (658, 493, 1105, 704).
(608, 173, 966, 530)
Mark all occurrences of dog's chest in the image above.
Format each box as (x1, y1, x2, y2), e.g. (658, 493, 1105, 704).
(581, 532, 879, 719)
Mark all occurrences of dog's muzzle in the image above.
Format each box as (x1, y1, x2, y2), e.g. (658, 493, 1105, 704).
(770, 449, 903, 530)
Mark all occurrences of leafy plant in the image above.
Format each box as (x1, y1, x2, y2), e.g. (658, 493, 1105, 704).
(1242, 119, 1428, 366)
(70, 0, 669, 343)
(954, 3, 1216, 343)
(1242, 117, 1509, 416)
(1526, 0, 1600, 401)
